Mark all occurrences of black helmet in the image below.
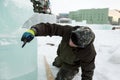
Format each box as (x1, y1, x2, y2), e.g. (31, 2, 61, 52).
(71, 27, 95, 48)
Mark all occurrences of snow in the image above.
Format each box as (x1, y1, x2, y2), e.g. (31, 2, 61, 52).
(37, 30, 120, 80)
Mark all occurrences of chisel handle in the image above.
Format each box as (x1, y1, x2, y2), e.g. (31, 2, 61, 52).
(22, 40, 27, 48)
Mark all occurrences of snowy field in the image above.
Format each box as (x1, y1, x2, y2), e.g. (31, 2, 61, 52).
(37, 30, 120, 80)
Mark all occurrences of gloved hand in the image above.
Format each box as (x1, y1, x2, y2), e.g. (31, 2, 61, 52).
(21, 29, 35, 42)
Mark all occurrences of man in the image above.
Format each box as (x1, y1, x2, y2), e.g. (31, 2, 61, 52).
(21, 23, 96, 80)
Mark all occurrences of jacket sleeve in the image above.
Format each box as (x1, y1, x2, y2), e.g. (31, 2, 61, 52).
(81, 57, 95, 80)
(31, 23, 72, 37)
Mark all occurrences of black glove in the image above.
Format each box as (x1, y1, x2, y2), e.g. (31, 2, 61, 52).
(21, 29, 35, 42)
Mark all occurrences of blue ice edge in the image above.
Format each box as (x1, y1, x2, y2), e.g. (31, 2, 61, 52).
(0, 37, 37, 80)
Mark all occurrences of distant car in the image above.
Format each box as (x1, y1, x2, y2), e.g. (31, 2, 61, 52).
(112, 26, 120, 30)
(58, 18, 72, 23)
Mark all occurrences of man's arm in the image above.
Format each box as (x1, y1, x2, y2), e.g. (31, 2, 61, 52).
(21, 23, 72, 47)
(31, 23, 72, 37)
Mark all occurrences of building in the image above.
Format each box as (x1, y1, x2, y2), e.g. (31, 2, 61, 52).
(109, 10, 120, 25)
(57, 13, 69, 20)
(69, 8, 120, 25)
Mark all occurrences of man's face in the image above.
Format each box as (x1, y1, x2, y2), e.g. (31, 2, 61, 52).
(69, 39, 78, 47)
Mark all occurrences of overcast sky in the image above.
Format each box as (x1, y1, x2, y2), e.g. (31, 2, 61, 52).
(9, 0, 120, 15)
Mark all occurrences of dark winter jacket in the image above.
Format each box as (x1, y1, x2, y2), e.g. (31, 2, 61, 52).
(31, 23, 96, 80)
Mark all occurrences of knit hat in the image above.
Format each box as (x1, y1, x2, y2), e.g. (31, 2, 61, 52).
(71, 27, 95, 48)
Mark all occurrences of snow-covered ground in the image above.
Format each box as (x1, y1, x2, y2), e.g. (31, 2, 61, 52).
(37, 30, 120, 80)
